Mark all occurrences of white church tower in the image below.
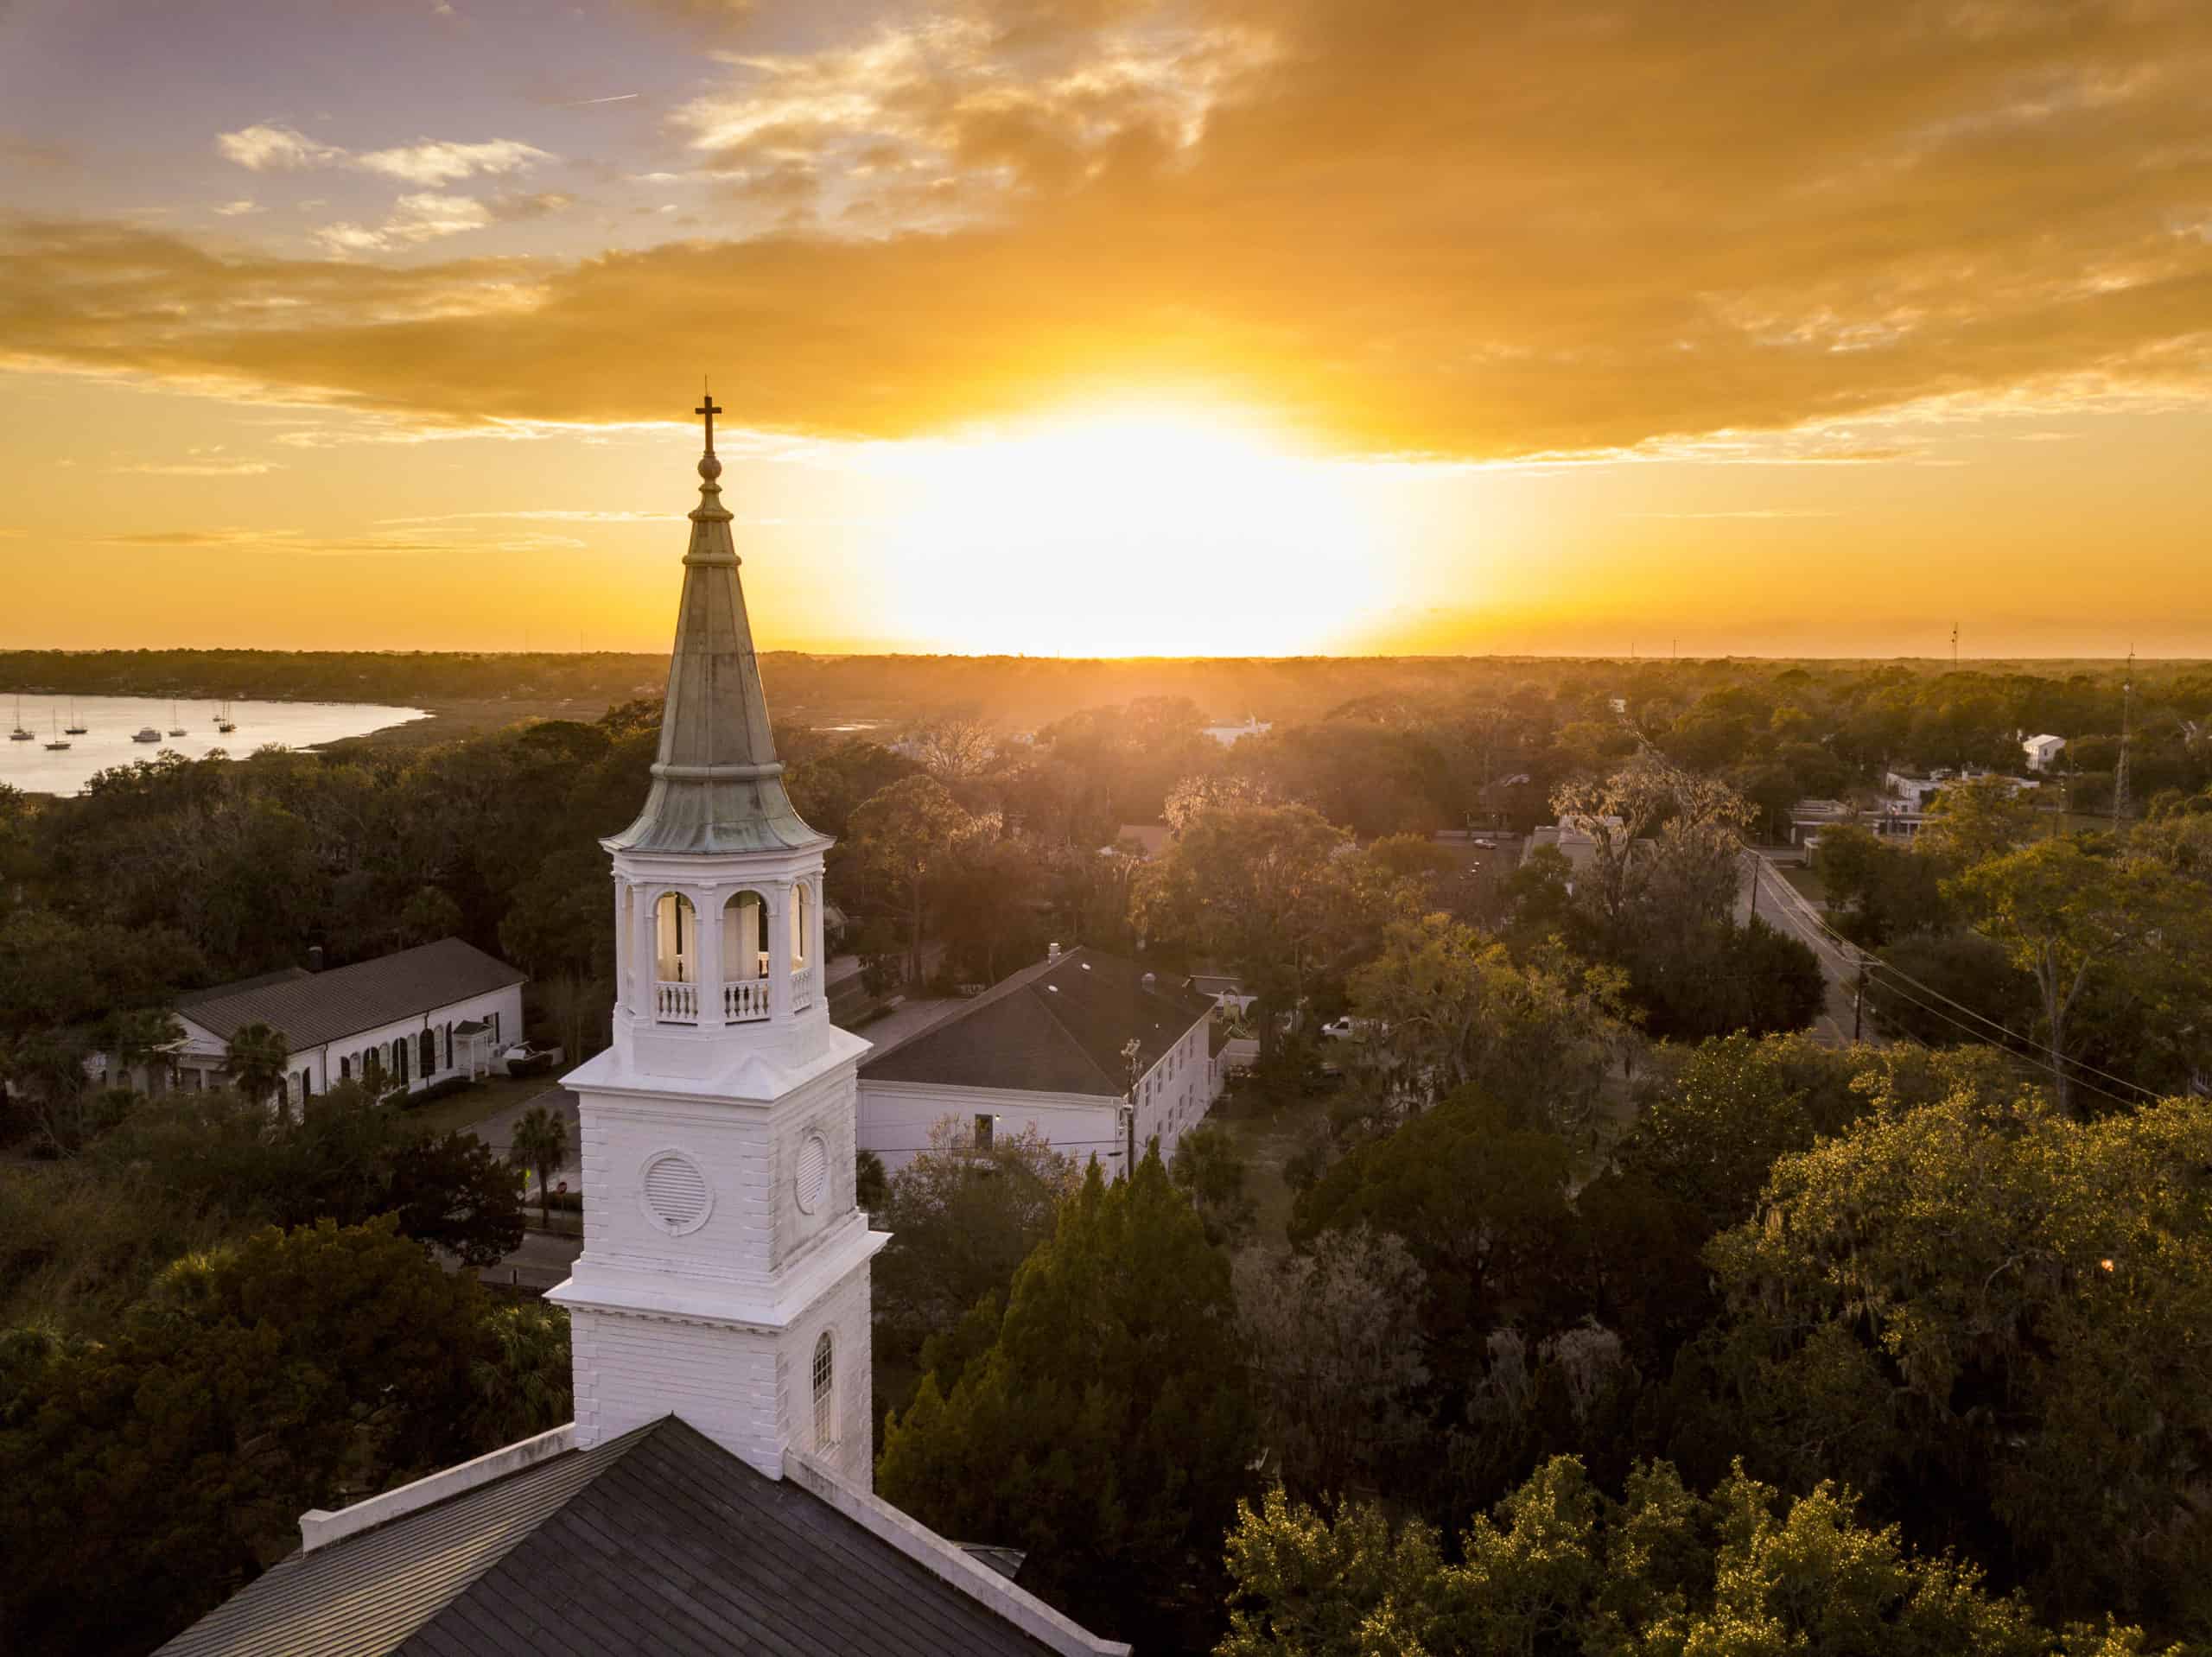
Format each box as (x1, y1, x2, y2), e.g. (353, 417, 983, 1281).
(550, 394, 882, 1486)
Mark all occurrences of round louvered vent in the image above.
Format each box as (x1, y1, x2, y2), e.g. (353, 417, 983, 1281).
(796, 1132, 830, 1214)
(639, 1151, 712, 1235)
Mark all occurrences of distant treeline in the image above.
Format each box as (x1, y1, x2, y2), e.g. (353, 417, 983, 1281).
(4, 648, 2208, 735)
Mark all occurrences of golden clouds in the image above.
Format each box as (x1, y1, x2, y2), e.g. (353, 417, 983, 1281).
(16, 0, 2212, 459)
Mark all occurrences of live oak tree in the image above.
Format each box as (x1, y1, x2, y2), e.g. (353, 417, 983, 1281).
(877, 1152, 1257, 1644)
(1707, 1087, 2212, 1627)
(1918, 772, 2042, 867)
(1219, 1455, 2180, 1657)
(1950, 839, 2212, 1116)
(1134, 802, 1351, 1057)
(848, 774, 979, 985)
(0, 1219, 502, 1654)
(870, 1119, 1077, 1411)
(1232, 1227, 1428, 1501)
(1344, 913, 1631, 1133)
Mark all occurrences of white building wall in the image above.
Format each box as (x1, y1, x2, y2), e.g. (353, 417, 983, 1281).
(857, 1079, 1122, 1176)
(320, 982, 525, 1100)
(170, 978, 523, 1107)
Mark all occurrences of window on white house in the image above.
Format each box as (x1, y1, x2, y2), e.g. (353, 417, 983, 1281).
(812, 1331, 836, 1447)
(973, 1113, 994, 1152)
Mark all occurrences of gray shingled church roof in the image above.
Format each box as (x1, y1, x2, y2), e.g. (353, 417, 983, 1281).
(604, 416, 823, 859)
(155, 1418, 1057, 1657)
(175, 938, 524, 1051)
(860, 947, 1216, 1096)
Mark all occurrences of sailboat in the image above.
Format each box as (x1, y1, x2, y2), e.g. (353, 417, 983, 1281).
(43, 712, 69, 752)
(9, 694, 31, 741)
(166, 699, 187, 738)
(214, 699, 236, 733)
(64, 699, 86, 735)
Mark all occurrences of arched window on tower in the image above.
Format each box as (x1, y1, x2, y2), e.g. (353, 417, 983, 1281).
(812, 1330, 836, 1449)
(654, 892, 699, 1022)
(722, 890, 769, 1022)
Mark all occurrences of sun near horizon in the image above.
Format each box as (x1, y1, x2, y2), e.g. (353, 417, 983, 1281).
(6, 0, 2212, 659)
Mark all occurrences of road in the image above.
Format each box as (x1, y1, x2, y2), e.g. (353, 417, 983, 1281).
(1738, 848, 1872, 1048)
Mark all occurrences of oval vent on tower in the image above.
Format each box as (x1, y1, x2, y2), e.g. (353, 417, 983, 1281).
(639, 1150, 713, 1235)
(796, 1131, 830, 1214)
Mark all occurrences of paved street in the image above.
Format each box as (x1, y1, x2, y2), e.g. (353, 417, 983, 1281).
(1738, 848, 1872, 1047)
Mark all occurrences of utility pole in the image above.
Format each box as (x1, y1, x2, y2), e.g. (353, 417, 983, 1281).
(1120, 1037, 1142, 1178)
(1746, 850, 1761, 917)
(2113, 646, 2134, 835)
(1853, 967, 1866, 1043)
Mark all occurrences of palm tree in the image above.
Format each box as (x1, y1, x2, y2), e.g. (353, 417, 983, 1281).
(224, 1021, 291, 1116)
(508, 1104, 571, 1221)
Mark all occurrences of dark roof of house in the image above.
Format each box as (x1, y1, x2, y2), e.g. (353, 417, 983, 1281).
(155, 1418, 1057, 1657)
(860, 947, 1215, 1097)
(175, 938, 525, 1052)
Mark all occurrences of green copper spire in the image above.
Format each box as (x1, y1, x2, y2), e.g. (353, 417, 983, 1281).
(605, 394, 825, 855)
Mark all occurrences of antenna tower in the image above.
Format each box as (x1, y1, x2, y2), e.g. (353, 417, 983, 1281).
(2112, 647, 2134, 834)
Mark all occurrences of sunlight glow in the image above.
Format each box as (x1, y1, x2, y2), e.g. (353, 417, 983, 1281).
(856, 401, 1383, 657)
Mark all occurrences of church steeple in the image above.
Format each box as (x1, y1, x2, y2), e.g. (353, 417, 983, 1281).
(552, 397, 882, 1487)
(607, 390, 823, 857)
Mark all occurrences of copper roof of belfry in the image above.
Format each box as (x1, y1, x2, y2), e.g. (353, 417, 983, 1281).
(604, 392, 826, 858)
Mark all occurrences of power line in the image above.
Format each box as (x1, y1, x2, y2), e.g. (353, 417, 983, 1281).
(1745, 845, 2163, 1103)
(1853, 968, 2145, 1114)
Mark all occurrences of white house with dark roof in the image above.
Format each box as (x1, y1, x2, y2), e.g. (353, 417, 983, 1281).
(857, 943, 1224, 1176)
(169, 937, 525, 1109)
(155, 401, 1128, 1657)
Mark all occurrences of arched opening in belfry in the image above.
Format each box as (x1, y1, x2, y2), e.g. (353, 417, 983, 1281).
(655, 891, 696, 983)
(654, 892, 700, 1022)
(723, 890, 770, 1022)
(791, 881, 811, 968)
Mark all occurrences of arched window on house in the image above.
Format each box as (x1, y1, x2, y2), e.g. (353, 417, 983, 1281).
(419, 1029, 436, 1077)
(392, 1038, 409, 1088)
(443, 1023, 454, 1070)
(812, 1331, 836, 1448)
(364, 1048, 382, 1087)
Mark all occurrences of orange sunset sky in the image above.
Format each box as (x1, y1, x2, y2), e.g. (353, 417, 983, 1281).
(3, 0, 2210, 658)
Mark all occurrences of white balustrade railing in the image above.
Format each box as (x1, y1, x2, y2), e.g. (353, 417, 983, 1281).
(724, 978, 770, 1023)
(791, 963, 816, 1010)
(655, 980, 698, 1023)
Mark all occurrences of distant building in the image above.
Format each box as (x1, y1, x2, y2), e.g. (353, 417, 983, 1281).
(1108, 822, 1173, 860)
(168, 937, 526, 1109)
(858, 945, 1223, 1176)
(2023, 733, 2067, 771)
(1885, 768, 2036, 810)
(1202, 716, 1271, 746)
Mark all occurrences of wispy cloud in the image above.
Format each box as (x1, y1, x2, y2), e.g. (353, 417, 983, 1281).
(116, 460, 283, 477)
(311, 192, 493, 255)
(212, 200, 265, 217)
(97, 524, 583, 556)
(216, 124, 552, 186)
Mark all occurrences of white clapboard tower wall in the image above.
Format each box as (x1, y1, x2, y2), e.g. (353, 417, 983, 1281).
(550, 395, 881, 1485)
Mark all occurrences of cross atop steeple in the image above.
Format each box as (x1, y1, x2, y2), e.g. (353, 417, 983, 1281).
(696, 387, 722, 456)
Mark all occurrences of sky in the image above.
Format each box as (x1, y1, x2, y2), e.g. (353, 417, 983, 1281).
(3, 0, 2210, 659)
